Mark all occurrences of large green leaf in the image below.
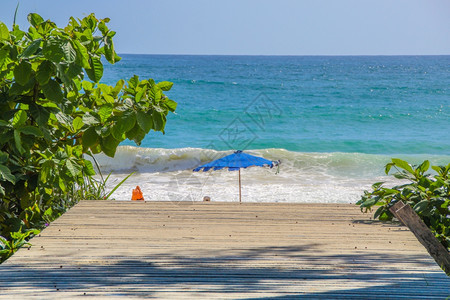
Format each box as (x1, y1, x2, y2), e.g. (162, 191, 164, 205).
(66, 159, 82, 178)
(14, 61, 32, 86)
(152, 111, 166, 132)
(20, 39, 42, 58)
(136, 111, 153, 132)
(12, 110, 27, 127)
(82, 113, 100, 126)
(73, 117, 84, 131)
(83, 159, 96, 176)
(85, 56, 103, 83)
(98, 105, 113, 123)
(29, 104, 50, 127)
(413, 200, 429, 214)
(417, 160, 430, 175)
(43, 37, 65, 63)
(391, 158, 414, 174)
(100, 135, 120, 157)
(82, 127, 99, 148)
(27, 13, 44, 27)
(104, 36, 116, 64)
(17, 126, 43, 137)
(9, 78, 35, 95)
(36, 60, 54, 85)
(55, 112, 73, 128)
(13, 130, 25, 154)
(42, 79, 63, 102)
(0, 164, 15, 184)
(165, 99, 177, 112)
(61, 41, 76, 63)
(157, 81, 173, 91)
(71, 40, 90, 69)
(40, 160, 53, 183)
(111, 113, 136, 140)
(0, 22, 9, 41)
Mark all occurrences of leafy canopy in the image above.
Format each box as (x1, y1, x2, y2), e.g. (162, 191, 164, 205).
(0, 13, 177, 256)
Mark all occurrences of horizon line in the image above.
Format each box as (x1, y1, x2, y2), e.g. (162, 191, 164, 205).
(117, 53, 450, 57)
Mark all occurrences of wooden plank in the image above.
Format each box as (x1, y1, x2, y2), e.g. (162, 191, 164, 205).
(390, 200, 450, 274)
(0, 201, 448, 299)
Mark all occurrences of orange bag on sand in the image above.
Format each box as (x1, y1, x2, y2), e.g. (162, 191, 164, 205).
(131, 186, 144, 201)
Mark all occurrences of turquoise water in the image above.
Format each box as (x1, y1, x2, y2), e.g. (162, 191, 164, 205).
(100, 55, 450, 202)
(103, 55, 450, 155)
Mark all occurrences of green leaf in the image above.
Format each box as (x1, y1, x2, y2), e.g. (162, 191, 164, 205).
(157, 81, 173, 91)
(12, 110, 27, 127)
(391, 158, 414, 174)
(85, 56, 103, 83)
(82, 81, 93, 91)
(55, 112, 73, 128)
(417, 160, 430, 175)
(43, 37, 65, 63)
(413, 200, 429, 214)
(0, 22, 9, 41)
(13, 130, 25, 154)
(66, 159, 81, 178)
(112, 113, 136, 140)
(14, 61, 32, 86)
(73, 117, 84, 131)
(136, 111, 153, 132)
(100, 135, 121, 157)
(164, 99, 177, 112)
(40, 160, 53, 183)
(0, 151, 8, 164)
(82, 113, 100, 126)
(9, 78, 35, 96)
(82, 127, 99, 148)
(83, 159, 96, 176)
(98, 105, 113, 123)
(66, 63, 82, 79)
(149, 86, 162, 102)
(42, 79, 63, 102)
(128, 75, 139, 89)
(152, 111, 166, 132)
(104, 36, 116, 64)
(36, 60, 54, 85)
(61, 41, 76, 63)
(29, 104, 50, 127)
(20, 39, 42, 58)
(17, 126, 43, 137)
(27, 13, 44, 27)
(0, 164, 16, 184)
(71, 40, 90, 69)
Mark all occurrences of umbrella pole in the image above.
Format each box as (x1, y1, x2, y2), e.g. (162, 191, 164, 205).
(239, 169, 242, 203)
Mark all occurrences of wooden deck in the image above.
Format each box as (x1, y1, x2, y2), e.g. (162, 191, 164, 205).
(1, 200, 449, 299)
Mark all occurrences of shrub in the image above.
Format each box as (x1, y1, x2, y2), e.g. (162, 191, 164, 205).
(0, 13, 177, 261)
(357, 158, 450, 250)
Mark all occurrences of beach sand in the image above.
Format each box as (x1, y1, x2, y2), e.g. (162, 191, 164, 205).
(1, 200, 448, 298)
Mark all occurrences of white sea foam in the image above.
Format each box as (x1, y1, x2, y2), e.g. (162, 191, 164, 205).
(94, 146, 450, 204)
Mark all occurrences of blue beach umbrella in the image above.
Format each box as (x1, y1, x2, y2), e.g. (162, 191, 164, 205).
(193, 150, 277, 203)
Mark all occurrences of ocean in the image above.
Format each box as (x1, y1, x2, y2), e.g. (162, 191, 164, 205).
(97, 55, 450, 203)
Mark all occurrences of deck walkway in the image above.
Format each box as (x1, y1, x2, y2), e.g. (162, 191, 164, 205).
(0, 200, 449, 299)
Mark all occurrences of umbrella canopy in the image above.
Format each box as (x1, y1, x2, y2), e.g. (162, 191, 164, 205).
(193, 150, 275, 172)
(193, 150, 277, 202)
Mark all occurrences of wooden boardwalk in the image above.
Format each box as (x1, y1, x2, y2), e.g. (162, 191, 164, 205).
(1, 200, 449, 299)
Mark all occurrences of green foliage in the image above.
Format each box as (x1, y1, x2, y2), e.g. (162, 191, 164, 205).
(357, 158, 450, 250)
(0, 228, 40, 261)
(0, 13, 177, 262)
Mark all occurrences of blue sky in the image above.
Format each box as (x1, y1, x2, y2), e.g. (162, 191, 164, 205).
(1, 0, 450, 55)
